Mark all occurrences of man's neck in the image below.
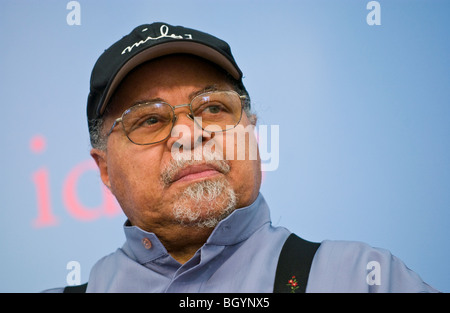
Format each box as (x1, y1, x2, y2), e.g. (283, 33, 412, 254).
(147, 223, 215, 264)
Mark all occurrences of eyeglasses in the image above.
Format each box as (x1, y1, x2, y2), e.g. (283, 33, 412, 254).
(107, 90, 247, 145)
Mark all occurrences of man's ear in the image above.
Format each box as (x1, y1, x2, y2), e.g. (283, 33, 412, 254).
(249, 114, 258, 126)
(90, 148, 111, 190)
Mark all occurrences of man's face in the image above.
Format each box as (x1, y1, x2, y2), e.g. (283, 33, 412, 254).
(91, 55, 261, 232)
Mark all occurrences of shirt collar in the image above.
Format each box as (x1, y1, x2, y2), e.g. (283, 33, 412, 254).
(122, 193, 271, 265)
(206, 193, 271, 245)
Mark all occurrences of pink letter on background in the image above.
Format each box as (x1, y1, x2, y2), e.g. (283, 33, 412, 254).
(30, 135, 46, 154)
(32, 168, 59, 228)
(30, 135, 59, 228)
(63, 159, 120, 221)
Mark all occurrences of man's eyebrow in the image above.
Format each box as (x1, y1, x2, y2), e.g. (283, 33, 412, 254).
(130, 97, 165, 107)
(188, 85, 219, 100)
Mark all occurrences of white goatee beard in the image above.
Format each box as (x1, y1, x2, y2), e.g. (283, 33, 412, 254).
(172, 178, 237, 229)
(160, 149, 237, 228)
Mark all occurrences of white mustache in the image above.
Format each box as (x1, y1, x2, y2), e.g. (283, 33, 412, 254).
(161, 149, 230, 187)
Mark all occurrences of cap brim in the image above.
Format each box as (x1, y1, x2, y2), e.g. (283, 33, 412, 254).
(97, 41, 241, 116)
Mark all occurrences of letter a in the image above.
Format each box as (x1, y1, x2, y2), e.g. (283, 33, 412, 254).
(366, 261, 381, 286)
(66, 1, 81, 26)
(66, 261, 81, 286)
(366, 1, 381, 26)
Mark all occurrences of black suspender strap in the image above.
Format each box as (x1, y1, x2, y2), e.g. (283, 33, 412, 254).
(273, 233, 321, 293)
(63, 283, 88, 293)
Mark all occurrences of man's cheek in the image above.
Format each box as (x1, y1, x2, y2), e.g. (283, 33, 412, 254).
(222, 125, 258, 162)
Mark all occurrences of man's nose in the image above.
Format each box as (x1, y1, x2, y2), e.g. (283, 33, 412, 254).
(165, 113, 212, 152)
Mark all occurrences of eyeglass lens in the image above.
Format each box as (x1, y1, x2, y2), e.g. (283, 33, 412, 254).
(121, 91, 243, 145)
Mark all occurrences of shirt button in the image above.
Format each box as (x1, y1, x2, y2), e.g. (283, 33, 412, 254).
(141, 237, 152, 249)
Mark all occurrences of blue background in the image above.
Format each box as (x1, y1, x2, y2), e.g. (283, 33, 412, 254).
(0, 0, 448, 292)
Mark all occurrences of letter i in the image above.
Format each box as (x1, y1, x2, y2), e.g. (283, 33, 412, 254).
(30, 135, 58, 227)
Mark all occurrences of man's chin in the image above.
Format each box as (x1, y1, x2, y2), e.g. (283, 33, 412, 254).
(172, 179, 237, 228)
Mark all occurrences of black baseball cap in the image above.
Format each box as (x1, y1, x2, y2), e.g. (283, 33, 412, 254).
(87, 22, 244, 133)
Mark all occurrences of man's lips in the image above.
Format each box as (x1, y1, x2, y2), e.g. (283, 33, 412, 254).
(171, 164, 222, 184)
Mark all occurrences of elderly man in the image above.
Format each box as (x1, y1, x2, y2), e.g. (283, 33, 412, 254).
(53, 22, 437, 293)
